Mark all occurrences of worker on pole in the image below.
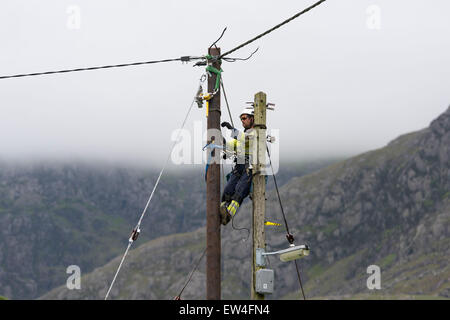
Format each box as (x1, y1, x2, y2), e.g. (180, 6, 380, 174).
(219, 107, 256, 225)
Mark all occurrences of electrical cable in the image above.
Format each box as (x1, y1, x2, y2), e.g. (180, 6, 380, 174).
(174, 247, 207, 300)
(219, 0, 327, 59)
(266, 145, 291, 237)
(223, 47, 259, 62)
(0, 56, 203, 80)
(266, 145, 307, 300)
(0, 1, 328, 298)
(1, 1, 327, 80)
(294, 260, 307, 300)
(230, 206, 251, 242)
(209, 27, 228, 49)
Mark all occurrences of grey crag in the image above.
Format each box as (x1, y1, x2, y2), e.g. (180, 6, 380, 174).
(39, 106, 450, 300)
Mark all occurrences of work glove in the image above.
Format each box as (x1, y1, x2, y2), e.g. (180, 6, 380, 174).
(221, 121, 240, 139)
(221, 121, 233, 130)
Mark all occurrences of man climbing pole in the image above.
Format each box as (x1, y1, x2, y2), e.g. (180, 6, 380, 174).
(219, 107, 256, 225)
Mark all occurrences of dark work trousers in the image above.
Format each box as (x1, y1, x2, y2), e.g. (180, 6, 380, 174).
(222, 163, 252, 205)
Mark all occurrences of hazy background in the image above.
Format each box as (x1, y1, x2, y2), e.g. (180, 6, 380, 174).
(0, 0, 449, 168)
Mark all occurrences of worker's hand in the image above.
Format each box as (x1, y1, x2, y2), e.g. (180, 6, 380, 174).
(221, 121, 233, 130)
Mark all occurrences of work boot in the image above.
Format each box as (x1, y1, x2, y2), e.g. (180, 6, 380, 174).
(219, 199, 241, 226)
(219, 201, 231, 225)
(226, 200, 240, 218)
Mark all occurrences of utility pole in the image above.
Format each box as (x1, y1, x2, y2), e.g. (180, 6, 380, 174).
(206, 47, 222, 300)
(251, 91, 267, 300)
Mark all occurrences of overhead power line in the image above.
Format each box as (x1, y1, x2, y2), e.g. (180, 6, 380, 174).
(219, 0, 327, 59)
(0, 0, 327, 80)
(0, 56, 202, 80)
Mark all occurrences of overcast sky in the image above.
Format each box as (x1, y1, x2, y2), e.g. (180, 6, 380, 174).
(0, 0, 449, 168)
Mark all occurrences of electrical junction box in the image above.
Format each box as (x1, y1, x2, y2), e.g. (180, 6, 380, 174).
(255, 269, 274, 294)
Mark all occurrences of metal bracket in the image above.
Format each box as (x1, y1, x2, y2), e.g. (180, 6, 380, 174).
(267, 103, 275, 110)
(246, 102, 275, 110)
(256, 248, 267, 267)
(253, 124, 267, 129)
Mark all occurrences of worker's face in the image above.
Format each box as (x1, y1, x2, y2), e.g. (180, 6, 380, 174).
(240, 115, 254, 129)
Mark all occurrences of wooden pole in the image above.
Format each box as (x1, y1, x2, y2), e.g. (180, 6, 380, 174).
(206, 47, 222, 300)
(251, 91, 267, 300)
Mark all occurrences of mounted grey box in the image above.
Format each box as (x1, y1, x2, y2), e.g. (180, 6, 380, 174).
(255, 269, 274, 294)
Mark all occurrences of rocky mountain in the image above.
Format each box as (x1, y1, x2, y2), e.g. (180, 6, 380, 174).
(0, 156, 334, 299)
(0, 163, 202, 299)
(38, 106, 450, 300)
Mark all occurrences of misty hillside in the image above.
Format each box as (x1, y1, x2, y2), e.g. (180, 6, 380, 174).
(39, 106, 449, 300)
(0, 157, 334, 299)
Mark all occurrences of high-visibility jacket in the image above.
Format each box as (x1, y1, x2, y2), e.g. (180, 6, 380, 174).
(225, 127, 255, 165)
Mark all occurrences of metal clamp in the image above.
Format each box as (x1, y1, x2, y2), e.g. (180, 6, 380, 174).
(256, 248, 267, 267)
(129, 227, 140, 242)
